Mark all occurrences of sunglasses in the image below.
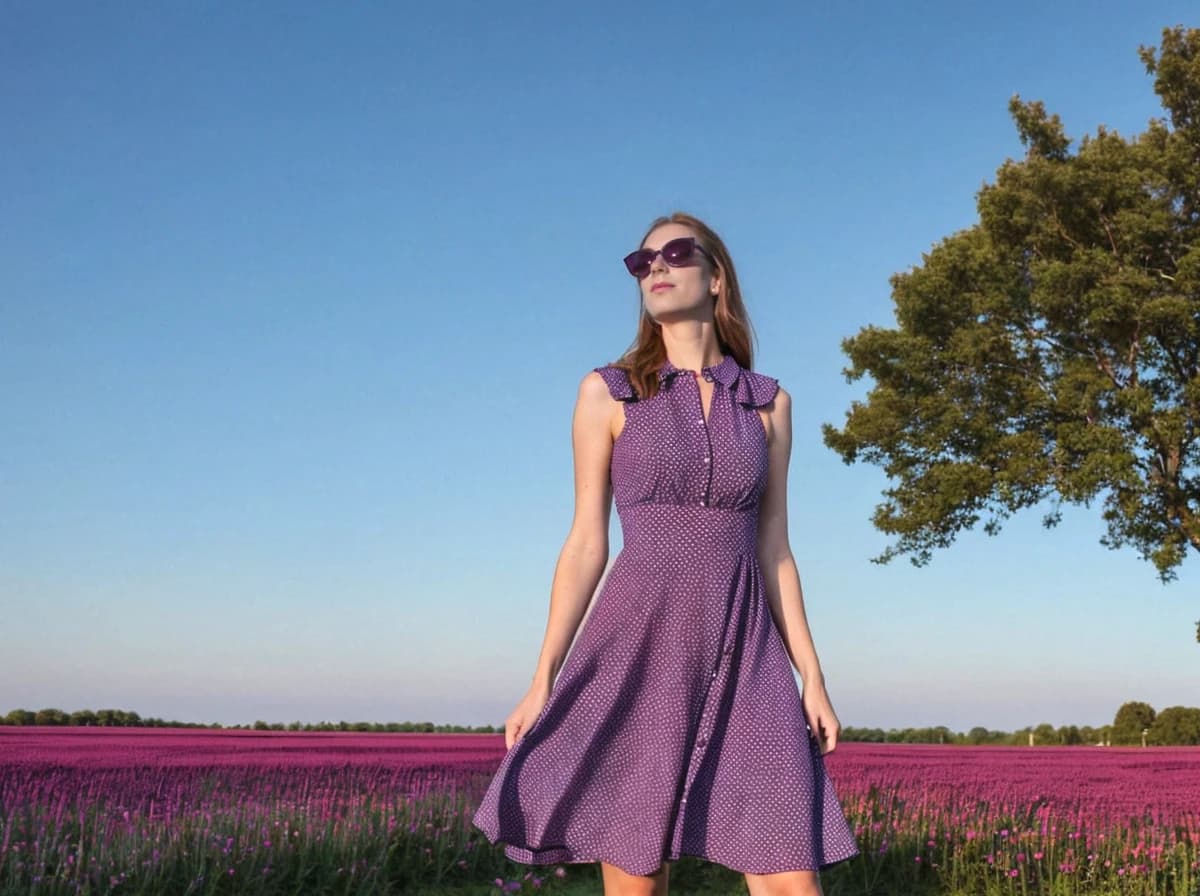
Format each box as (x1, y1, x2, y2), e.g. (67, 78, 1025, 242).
(623, 237, 715, 279)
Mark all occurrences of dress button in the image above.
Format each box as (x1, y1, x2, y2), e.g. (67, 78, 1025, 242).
(699, 500, 706, 506)
(703, 456, 710, 463)
(704, 374, 713, 382)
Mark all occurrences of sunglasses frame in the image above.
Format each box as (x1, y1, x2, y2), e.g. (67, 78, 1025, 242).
(623, 236, 715, 279)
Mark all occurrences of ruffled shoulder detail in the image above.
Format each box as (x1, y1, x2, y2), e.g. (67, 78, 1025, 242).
(731, 368, 780, 408)
(593, 365, 637, 402)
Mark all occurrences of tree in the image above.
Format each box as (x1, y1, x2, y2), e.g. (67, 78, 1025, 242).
(34, 708, 69, 726)
(967, 726, 991, 744)
(1033, 722, 1058, 745)
(821, 27, 1200, 638)
(1057, 724, 1084, 745)
(1148, 705, 1200, 744)
(1112, 700, 1157, 744)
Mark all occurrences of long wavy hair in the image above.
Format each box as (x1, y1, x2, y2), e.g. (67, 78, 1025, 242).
(609, 211, 760, 401)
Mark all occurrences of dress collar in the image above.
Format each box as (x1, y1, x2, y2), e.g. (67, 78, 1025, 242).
(657, 352, 740, 388)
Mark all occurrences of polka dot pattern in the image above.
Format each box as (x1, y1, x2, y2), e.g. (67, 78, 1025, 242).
(471, 353, 861, 876)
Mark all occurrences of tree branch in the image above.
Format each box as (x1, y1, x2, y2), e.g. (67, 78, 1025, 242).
(1099, 210, 1121, 258)
(1093, 350, 1125, 390)
(1126, 324, 1141, 386)
(1049, 206, 1084, 250)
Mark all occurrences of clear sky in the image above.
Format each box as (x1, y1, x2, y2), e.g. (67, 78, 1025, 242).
(3, 2, 1196, 733)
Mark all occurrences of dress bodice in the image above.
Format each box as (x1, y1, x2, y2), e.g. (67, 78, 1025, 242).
(593, 354, 779, 518)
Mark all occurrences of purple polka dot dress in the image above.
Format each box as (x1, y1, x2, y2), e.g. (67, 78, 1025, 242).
(471, 353, 860, 877)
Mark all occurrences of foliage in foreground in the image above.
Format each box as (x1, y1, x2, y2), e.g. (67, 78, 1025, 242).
(1, 736, 1197, 895)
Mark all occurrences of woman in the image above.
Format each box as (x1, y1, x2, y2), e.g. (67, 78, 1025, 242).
(472, 212, 860, 896)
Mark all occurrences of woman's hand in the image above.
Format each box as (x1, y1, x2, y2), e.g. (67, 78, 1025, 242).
(801, 682, 843, 755)
(504, 684, 552, 751)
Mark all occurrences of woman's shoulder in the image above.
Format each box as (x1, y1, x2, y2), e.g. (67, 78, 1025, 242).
(732, 364, 780, 408)
(590, 362, 637, 402)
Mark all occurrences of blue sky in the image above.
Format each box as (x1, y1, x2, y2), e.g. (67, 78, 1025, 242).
(3, 2, 1196, 732)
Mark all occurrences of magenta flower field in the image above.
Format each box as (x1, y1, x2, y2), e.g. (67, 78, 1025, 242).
(1, 728, 1197, 895)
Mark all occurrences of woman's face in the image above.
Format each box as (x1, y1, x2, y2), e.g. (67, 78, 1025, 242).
(637, 223, 719, 321)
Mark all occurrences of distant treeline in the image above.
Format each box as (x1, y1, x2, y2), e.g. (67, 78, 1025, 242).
(1, 709, 483, 734)
(4, 700, 1198, 745)
(821, 700, 1200, 746)
(845, 721, 1154, 747)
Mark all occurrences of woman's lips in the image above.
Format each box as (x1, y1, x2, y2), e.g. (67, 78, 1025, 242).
(651, 283, 674, 292)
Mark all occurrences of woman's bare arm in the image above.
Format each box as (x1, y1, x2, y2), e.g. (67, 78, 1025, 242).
(756, 386, 824, 687)
(528, 370, 617, 694)
(753, 386, 820, 686)
(756, 386, 845, 752)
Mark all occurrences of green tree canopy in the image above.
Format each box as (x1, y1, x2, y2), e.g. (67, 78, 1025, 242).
(1148, 705, 1200, 744)
(34, 708, 69, 726)
(1033, 722, 1058, 745)
(822, 26, 1200, 637)
(1057, 724, 1084, 745)
(1111, 700, 1157, 745)
(69, 709, 98, 726)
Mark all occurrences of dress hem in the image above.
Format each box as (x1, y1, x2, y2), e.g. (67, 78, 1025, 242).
(489, 837, 861, 878)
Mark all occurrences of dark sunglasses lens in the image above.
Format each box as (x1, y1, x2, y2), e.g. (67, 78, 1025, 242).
(624, 249, 654, 277)
(661, 237, 696, 264)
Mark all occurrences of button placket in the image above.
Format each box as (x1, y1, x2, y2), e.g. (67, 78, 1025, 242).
(674, 640, 729, 852)
(689, 373, 716, 507)
(681, 648, 723, 817)
(664, 357, 739, 857)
